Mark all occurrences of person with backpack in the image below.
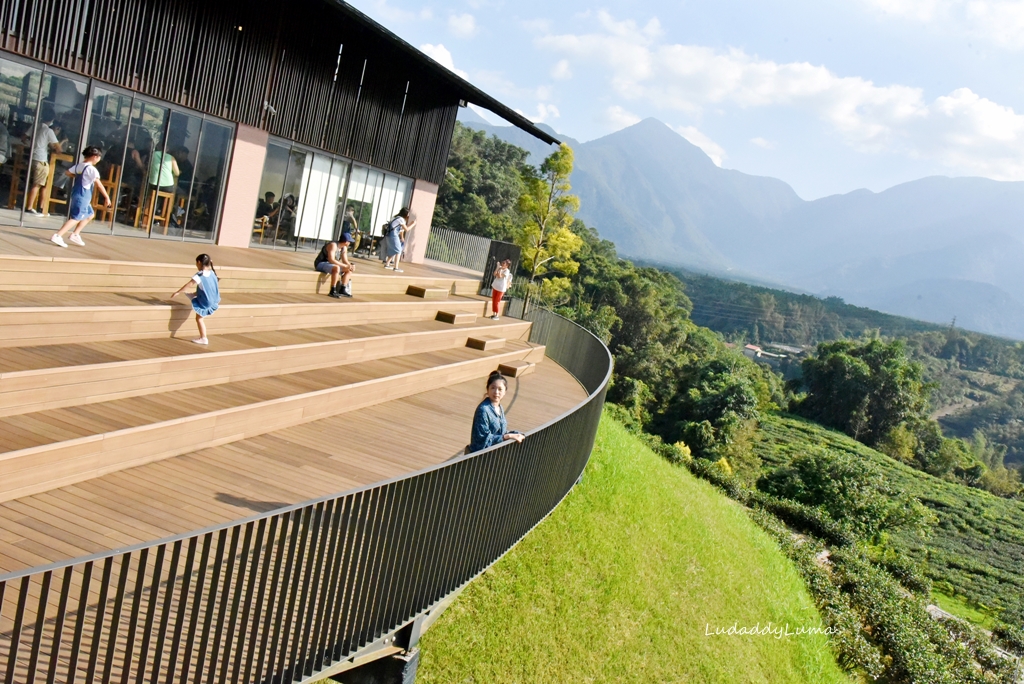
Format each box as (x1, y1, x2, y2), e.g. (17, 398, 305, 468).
(382, 207, 414, 272)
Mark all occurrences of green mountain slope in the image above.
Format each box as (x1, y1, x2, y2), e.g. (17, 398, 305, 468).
(754, 414, 1024, 628)
(418, 410, 848, 684)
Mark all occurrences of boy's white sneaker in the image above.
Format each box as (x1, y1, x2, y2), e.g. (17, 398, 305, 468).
(69, 234, 86, 247)
(50, 234, 68, 248)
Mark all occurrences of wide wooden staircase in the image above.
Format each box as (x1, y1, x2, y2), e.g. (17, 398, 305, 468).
(0, 254, 549, 572)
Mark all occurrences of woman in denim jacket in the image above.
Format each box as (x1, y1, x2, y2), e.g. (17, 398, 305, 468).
(469, 371, 524, 452)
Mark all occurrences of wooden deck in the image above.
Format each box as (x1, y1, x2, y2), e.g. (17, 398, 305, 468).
(0, 229, 589, 577)
(0, 360, 585, 575)
(0, 223, 476, 282)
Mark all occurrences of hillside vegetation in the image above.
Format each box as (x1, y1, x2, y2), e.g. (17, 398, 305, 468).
(434, 125, 1024, 680)
(754, 415, 1024, 633)
(418, 411, 848, 684)
(677, 269, 1024, 474)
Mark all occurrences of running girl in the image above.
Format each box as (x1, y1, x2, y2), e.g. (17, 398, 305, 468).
(172, 254, 221, 345)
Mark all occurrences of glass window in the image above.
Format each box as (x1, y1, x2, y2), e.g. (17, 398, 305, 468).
(21, 72, 87, 229)
(184, 120, 231, 241)
(378, 173, 399, 233)
(113, 100, 168, 236)
(252, 142, 289, 247)
(0, 58, 42, 225)
(146, 109, 201, 239)
(323, 158, 349, 244)
(296, 152, 332, 246)
(81, 88, 132, 234)
(366, 170, 386, 235)
(276, 148, 307, 249)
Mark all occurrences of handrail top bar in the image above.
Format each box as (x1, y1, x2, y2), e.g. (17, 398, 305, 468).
(0, 305, 611, 584)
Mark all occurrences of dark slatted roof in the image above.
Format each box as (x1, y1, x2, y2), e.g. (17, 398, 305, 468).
(327, 0, 562, 146)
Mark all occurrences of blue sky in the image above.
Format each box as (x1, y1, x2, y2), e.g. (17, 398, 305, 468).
(352, 0, 1024, 199)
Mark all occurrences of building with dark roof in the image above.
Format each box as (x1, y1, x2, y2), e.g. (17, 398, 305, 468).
(0, 0, 556, 257)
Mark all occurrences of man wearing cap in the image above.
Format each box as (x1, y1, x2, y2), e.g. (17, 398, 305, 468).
(314, 232, 355, 298)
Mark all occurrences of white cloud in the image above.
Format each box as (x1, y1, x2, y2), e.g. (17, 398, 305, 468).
(604, 105, 641, 128)
(671, 125, 726, 166)
(516, 103, 560, 123)
(551, 59, 572, 80)
(751, 137, 778, 150)
(861, 0, 1024, 48)
(536, 11, 1024, 179)
(366, 0, 432, 23)
(448, 13, 478, 39)
(418, 44, 469, 79)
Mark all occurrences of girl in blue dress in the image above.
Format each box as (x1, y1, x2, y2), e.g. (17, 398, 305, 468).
(469, 371, 525, 452)
(50, 146, 111, 248)
(172, 254, 220, 345)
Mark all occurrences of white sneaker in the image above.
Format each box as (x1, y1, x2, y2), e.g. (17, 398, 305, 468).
(191, 337, 209, 345)
(69, 234, 86, 247)
(393, 268, 403, 273)
(50, 234, 68, 248)
(26, 208, 41, 216)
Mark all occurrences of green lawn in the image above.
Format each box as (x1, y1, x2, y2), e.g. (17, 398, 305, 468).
(417, 409, 849, 684)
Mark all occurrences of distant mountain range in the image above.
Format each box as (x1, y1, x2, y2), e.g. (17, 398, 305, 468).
(459, 110, 1024, 340)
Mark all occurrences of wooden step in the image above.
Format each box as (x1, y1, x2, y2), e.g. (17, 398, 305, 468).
(466, 336, 506, 351)
(498, 359, 537, 378)
(406, 285, 448, 299)
(0, 254, 482, 295)
(0, 295, 492, 347)
(0, 320, 533, 417)
(0, 343, 543, 503)
(436, 311, 477, 325)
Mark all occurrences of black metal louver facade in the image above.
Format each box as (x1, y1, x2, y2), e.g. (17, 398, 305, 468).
(0, 0, 462, 183)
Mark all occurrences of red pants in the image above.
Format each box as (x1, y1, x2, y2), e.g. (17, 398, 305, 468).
(491, 288, 503, 315)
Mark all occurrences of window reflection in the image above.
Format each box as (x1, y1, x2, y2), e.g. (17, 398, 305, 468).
(83, 88, 132, 232)
(22, 73, 87, 228)
(113, 100, 167, 236)
(146, 109, 201, 239)
(252, 142, 289, 247)
(0, 59, 42, 225)
(185, 120, 231, 240)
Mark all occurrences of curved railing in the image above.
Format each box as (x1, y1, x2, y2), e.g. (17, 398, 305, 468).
(0, 303, 612, 683)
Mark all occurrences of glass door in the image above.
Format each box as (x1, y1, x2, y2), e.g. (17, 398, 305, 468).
(112, 100, 168, 236)
(0, 57, 42, 226)
(81, 87, 132, 235)
(22, 72, 88, 230)
(146, 109, 201, 240)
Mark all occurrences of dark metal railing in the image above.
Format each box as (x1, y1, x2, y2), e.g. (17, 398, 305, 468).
(424, 227, 492, 274)
(0, 303, 611, 683)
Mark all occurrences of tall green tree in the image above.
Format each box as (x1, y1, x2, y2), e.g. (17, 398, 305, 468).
(515, 143, 583, 308)
(794, 339, 928, 445)
(434, 123, 530, 240)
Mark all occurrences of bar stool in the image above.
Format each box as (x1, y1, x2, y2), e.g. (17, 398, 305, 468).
(42, 152, 73, 215)
(141, 188, 175, 233)
(91, 164, 121, 222)
(6, 144, 27, 209)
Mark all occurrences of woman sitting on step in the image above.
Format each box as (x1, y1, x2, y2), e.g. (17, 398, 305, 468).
(468, 370, 524, 453)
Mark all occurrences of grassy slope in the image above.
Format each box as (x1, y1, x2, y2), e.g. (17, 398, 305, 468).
(754, 414, 1024, 627)
(418, 410, 848, 684)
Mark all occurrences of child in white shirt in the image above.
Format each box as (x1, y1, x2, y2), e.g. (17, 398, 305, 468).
(51, 146, 111, 248)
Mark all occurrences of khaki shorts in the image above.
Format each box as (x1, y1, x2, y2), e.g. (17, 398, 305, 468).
(30, 160, 49, 187)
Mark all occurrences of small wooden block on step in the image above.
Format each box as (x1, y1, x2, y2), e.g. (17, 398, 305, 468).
(436, 311, 476, 325)
(466, 336, 506, 351)
(407, 285, 448, 299)
(498, 360, 535, 378)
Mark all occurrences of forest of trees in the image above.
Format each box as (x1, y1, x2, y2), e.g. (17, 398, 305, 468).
(436, 122, 1024, 681)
